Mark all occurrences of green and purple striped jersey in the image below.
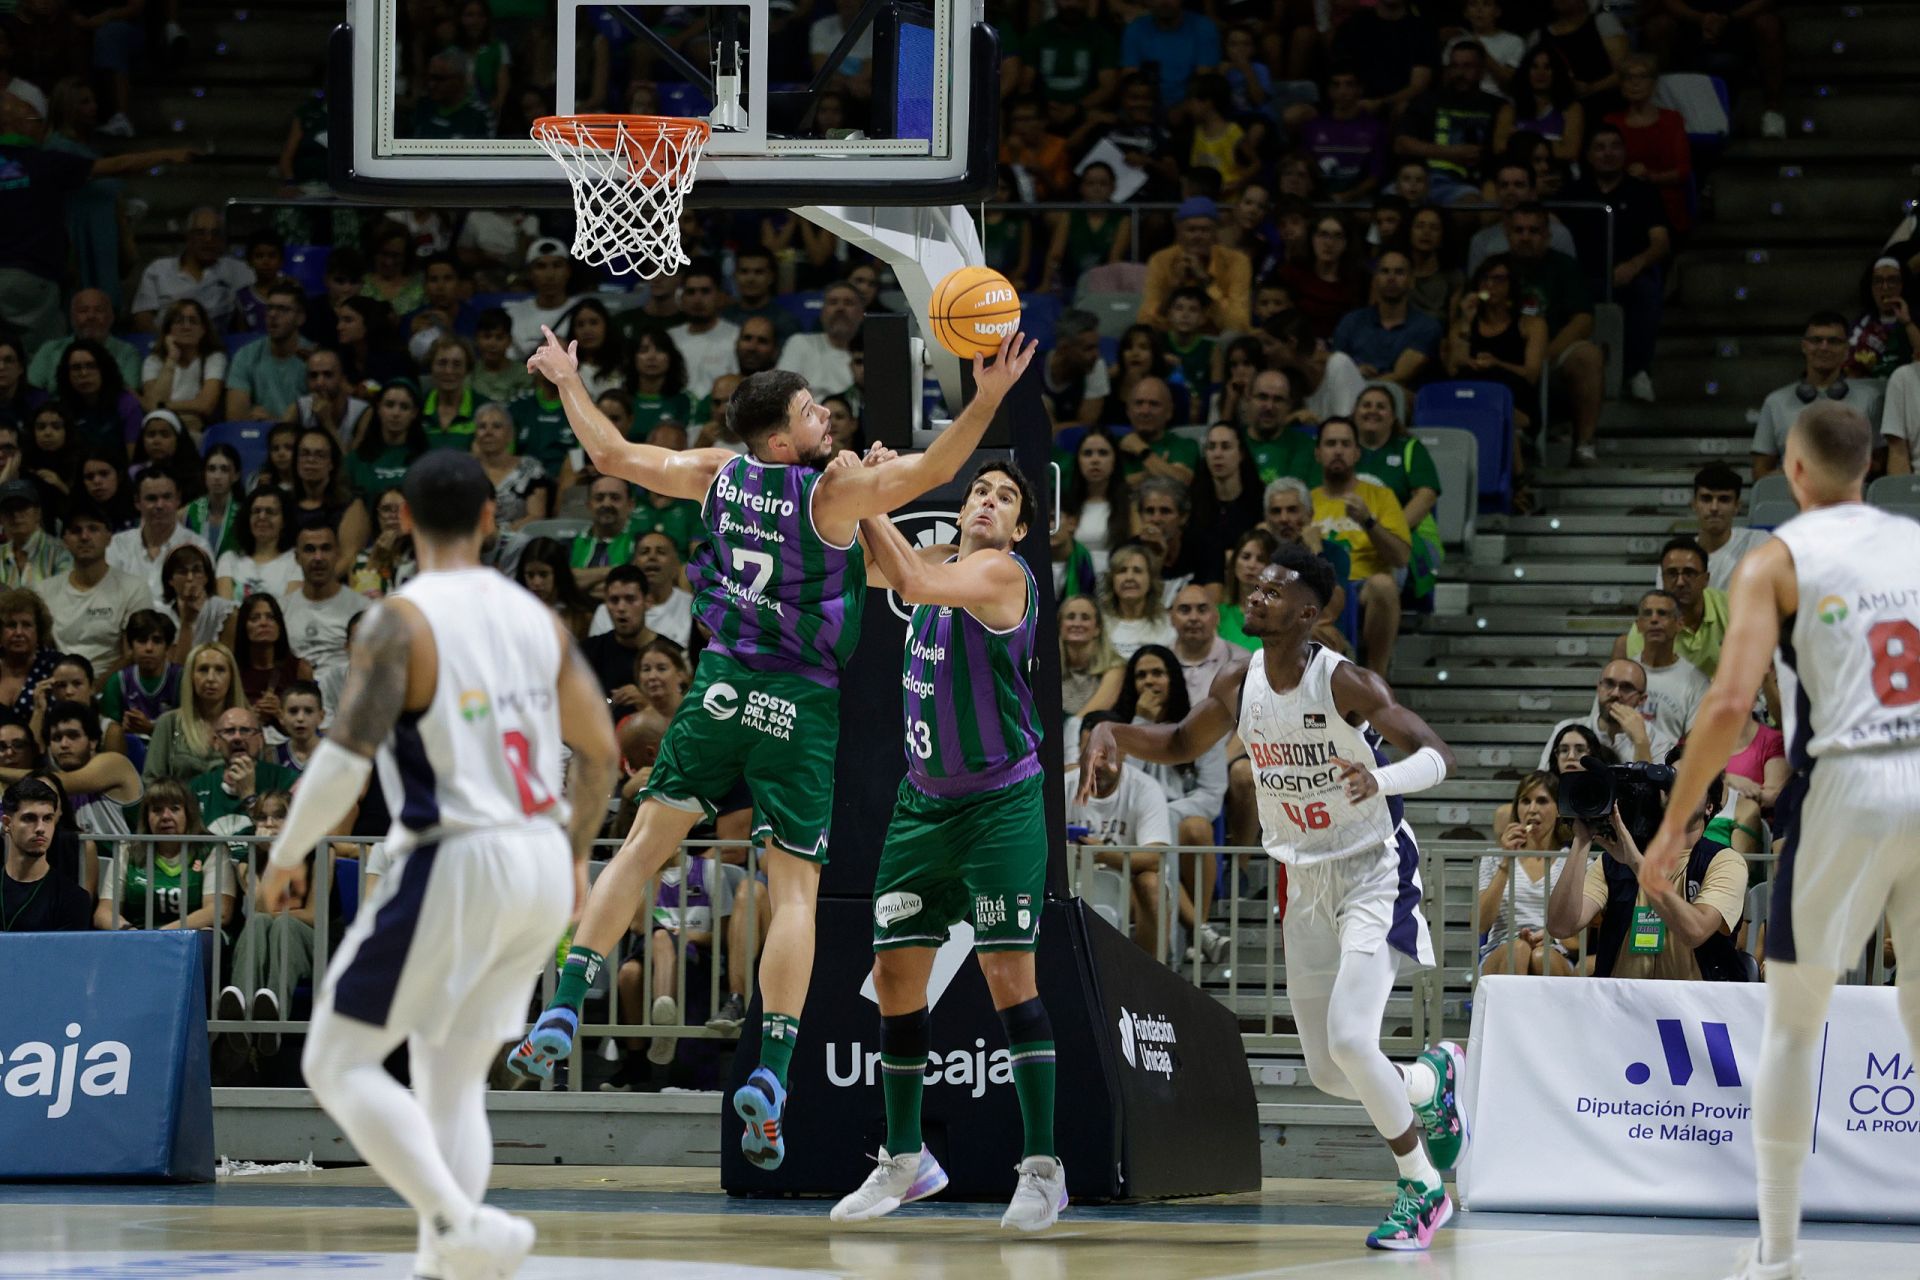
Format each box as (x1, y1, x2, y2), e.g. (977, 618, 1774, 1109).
(690, 457, 865, 686)
(901, 551, 1043, 797)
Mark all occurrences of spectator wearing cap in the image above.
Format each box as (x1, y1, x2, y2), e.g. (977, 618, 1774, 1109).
(1562, 124, 1670, 403)
(25, 289, 142, 392)
(1749, 311, 1885, 480)
(225, 278, 313, 421)
(1119, 0, 1220, 110)
(1676, 463, 1768, 593)
(411, 49, 493, 140)
(505, 238, 587, 361)
(0, 81, 194, 351)
(1393, 41, 1503, 206)
(130, 207, 255, 335)
(1330, 251, 1443, 389)
(0, 479, 72, 588)
(107, 471, 210, 602)
(1139, 197, 1252, 334)
(34, 502, 154, 668)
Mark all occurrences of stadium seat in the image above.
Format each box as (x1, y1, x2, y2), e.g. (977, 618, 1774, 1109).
(1076, 262, 1147, 297)
(1413, 428, 1479, 552)
(1413, 381, 1513, 513)
(1747, 498, 1798, 530)
(1075, 291, 1143, 341)
(282, 245, 331, 296)
(200, 420, 272, 481)
(520, 518, 588, 542)
(1020, 292, 1062, 350)
(774, 289, 825, 332)
(1867, 474, 1920, 519)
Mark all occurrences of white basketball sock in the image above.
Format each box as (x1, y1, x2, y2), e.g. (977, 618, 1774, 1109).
(1403, 1058, 1437, 1108)
(1392, 1143, 1441, 1192)
(1750, 961, 1838, 1267)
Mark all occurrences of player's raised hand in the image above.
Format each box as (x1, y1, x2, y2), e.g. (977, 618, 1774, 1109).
(862, 441, 899, 467)
(1330, 754, 1379, 803)
(826, 449, 862, 472)
(525, 325, 580, 382)
(1638, 815, 1688, 897)
(972, 331, 1038, 400)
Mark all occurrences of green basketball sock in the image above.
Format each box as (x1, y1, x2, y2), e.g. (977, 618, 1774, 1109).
(880, 1008, 931, 1155)
(553, 945, 604, 1015)
(759, 1013, 801, 1087)
(999, 997, 1057, 1159)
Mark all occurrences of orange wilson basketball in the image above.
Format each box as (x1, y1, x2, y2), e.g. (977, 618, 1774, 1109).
(928, 265, 1022, 359)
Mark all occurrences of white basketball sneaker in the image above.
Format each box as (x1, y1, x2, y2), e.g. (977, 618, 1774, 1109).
(831, 1145, 949, 1222)
(1724, 1243, 1803, 1280)
(1000, 1155, 1067, 1231)
(437, 1205, 535, 1280)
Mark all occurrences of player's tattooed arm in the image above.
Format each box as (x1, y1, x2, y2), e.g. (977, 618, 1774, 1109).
(1077, 664, 1244, 801)
(555, 623, 620, 864)
(329, 601, 416, 758)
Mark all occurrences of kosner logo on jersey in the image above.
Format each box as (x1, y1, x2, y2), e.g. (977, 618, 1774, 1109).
(1116, 1007, 1177, 1079)
(0, 1023, 132, 1118)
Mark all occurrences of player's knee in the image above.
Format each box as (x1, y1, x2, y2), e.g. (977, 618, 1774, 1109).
(1324, 1020, 1383, 1077)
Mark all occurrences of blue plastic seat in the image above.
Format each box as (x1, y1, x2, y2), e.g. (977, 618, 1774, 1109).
(1413, 381, 1514, 513)
(283, 245, 331, 296)
(200, 420, 272, 481)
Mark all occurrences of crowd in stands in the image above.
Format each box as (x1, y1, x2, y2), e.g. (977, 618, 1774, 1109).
(4, 0, 1910, 1053)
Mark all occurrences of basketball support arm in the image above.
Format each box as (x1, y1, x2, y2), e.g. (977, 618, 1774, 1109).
(795, 204, 983, 410)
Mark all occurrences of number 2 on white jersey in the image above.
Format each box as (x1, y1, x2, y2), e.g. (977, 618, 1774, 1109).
(731, 547, 773, 597)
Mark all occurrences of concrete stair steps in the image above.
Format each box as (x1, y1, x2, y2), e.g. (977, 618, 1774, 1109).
(1420, 609, 1633, 635)
(1449, 561, 1663, 585)
(1595, 404, 1753, 435)
(1420, 634, 1621, 662)
(1481, 511, 1702, 533)
(1687, 219, 1893, 251)
(1466, 581, 1671, 607)
(1592, 434, 1745, 459)
(1393, 667, 1598, 689)
(1522, 484, 1694, 511)
(1495, 533, 1675, 559)
(1529, 465, 1702, 487)
(1711, 168, 1914, 224)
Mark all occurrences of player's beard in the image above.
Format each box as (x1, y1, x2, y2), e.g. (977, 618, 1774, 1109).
(796, 437, 837, 470)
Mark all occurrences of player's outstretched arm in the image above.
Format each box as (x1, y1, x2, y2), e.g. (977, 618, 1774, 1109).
(813, 332, 1038, 525)
(1077, 664, 1245, 801)
(1327, 662, 1454, 803)
(1641, 540, 1794, 892)
(554, 621, 619, 866)
(527, 325, 732, 502)
(859, 513, 1026, 627)
(259, 602, 420, 903)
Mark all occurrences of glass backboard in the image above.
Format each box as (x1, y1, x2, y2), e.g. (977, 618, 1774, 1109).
(331, 0, 995, 206)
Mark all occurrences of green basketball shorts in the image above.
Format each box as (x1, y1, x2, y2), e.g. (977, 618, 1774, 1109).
(641, 652, 840, 863)
(872, 770, 1048, 952)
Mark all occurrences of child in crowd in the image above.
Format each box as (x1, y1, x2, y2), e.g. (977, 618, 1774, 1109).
(100, 610, 182, 766)
(470, 308, 531, 404)
(271, 680, 325, 772)
(1165, 288, 1217, 392)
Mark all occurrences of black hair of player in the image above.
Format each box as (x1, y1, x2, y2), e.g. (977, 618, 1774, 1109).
(966, 458, 1036, 533)
(729, 369, 813, 452)
(1271, 538, 1336, 609)
(3, 775, 61, 817)
(402, 450, 494, 540)
(44, 699, 101, 747)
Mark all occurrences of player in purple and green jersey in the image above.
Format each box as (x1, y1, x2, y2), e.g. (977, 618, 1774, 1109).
(831, 459, 1067, 1232)
(510, 323, 1038, 1175)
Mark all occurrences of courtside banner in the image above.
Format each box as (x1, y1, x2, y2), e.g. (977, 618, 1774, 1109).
(1460, 975, 1917, 1223)
(0, 932, 215, 1180)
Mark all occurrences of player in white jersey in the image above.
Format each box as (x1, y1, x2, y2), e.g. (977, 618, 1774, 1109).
(257, 452, 618, 1280)
(1643, 402, 1920, 1280)
(1079, 540, 1469, 1253)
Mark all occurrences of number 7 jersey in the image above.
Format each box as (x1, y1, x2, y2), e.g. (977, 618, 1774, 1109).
(1773, 502, 1920, 762)
(690, 456, 866, 686)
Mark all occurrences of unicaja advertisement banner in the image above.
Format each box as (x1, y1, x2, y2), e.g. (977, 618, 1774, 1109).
(1461, 975, 1918, 1223)
(0, 932, 214, 1180)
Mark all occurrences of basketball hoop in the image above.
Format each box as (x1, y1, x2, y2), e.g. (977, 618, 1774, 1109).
(530, 115, 712, 279)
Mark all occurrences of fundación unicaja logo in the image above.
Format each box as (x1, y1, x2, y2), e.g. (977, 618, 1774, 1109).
(1118, 1007, 1137, 1067)
(885, 511, 961, 621)
(1817, 595, 1849, 625)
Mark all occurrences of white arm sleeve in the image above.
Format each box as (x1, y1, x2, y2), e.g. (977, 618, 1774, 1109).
(1368, 745, 1448, 797)
(266, 740, 373, 869)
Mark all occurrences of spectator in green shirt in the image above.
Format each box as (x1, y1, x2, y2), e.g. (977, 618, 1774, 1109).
(1021, 0, 1119, 123)
(409, 49, 494, 140)
(1352, 384, 1443, 597)
(630, 330, 696, 441)
(190, 706, 300, 855)
(471, 308, 532, 405)
(509, 372, 573, 476)
(348, 380, 430, 500)
(1239, 369, 1321, 487)
(1117, 377, 1198, 487)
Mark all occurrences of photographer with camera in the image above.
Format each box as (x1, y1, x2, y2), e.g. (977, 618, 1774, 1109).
(1544, 759, 1748, 982)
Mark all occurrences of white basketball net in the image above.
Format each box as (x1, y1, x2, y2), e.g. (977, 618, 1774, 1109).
(530, 117, 711, 279)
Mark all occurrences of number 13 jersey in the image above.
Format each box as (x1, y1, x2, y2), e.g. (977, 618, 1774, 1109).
(1774, 502, 1920, 762)
(691, 456, 866, 687)
(1240, 643, 1399, 865)
(377, 569, 569, 855)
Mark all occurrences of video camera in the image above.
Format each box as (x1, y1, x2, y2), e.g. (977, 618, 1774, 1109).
(1556, 758, 1675, 849)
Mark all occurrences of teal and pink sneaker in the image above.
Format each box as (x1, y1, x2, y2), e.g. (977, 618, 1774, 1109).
(1365, 1178, 1453, 1251)
(1413, 1040, 1470, 1171)
(733, 1066, 788, 1169)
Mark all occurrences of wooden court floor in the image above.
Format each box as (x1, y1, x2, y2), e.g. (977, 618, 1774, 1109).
(1, 1166, 1915, 1279)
